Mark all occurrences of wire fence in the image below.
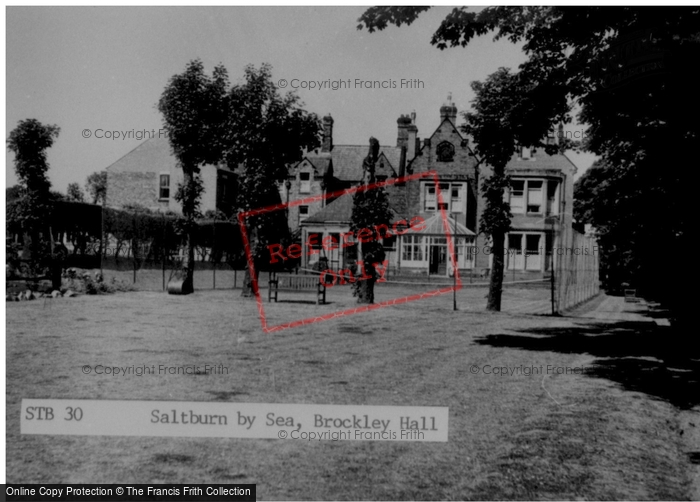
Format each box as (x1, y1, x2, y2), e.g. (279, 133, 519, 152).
(553, 231, 600, 312)
(12, 202, 600, 307)
(46, 205, 248, 291)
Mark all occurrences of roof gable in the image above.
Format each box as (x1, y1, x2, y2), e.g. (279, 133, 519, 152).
(429, 118, 465, 143)
(293, 155, 330, 177)
(105, 136, 174, 173)
(506, 151, 577, 176)
(302, 183, 409, 226)
(413, 213, 475, 236)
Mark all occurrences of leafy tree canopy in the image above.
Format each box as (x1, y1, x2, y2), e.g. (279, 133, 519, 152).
(66, 182, 85, 202)
(7, 118, 60, 195)
(85, 171, 107, 205)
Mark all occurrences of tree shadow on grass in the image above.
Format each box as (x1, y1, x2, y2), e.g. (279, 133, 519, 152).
(474, 320, 700, 410)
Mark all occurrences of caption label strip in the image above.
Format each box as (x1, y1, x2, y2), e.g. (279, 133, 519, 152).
(21, 399, 448, 442)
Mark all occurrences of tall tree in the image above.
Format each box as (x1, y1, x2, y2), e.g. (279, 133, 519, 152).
(85, 171, 107, 205)
(66, 182, 85, 202)
(7, 119, 60, 278)
(462, 68, 567, 311)
(358, 6, 699, 324)
(350, 137, 393, 304)
(157, 59, 230, 295)
(227, 64, 321, 297)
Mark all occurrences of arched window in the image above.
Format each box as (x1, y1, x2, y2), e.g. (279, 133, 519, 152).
(436, 141, 455, 162)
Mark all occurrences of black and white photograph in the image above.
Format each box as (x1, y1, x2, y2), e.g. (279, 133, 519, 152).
(3, 3, 700, 500)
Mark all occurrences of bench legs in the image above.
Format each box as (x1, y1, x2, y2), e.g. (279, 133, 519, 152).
(268, 282, 278, 302)
(317, 284, 326, 305)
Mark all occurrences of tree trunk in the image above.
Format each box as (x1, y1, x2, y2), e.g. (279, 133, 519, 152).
(356, 276, 375, 304)
(355, 245, 376, 304)
(486, 230, 505, 311)
(241, 266, 260, 297)
(167, 166, 196, 295)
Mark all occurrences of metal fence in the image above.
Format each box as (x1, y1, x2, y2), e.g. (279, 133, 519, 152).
(552, 231, 600, 312)
(54, 205, 247, 291)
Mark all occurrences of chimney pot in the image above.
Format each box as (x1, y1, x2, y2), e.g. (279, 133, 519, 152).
(322, 114, 334, 152)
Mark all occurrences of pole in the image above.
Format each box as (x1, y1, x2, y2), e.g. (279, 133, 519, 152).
(453, 224, 457, 311)
(100, 204, 104, 276)
(550, 217, 556, 315)
(162, 214, 166, 291)
(132, 213, 136, 284)
(213, 222, 216, 290)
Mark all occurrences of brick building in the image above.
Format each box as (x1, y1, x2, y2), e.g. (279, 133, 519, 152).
(104, 96, 577, 279)
(280, 114, 405, 230)
(298, 96, 577, 279)
(104, 136, 236, 216)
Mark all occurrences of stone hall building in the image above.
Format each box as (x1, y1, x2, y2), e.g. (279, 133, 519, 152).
(104, 96, 577, 279)
(294, 97, 577, 279)
(104, 136, 237, 217)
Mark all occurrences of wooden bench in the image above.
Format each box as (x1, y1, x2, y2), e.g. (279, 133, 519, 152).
(624, 288, 640, 303)
(268, 273, 326, 304)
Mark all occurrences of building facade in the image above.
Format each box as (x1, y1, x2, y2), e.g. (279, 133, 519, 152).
(298, 97, 578, 279)
(103, 97, 577, 280)
(104, 136, 236, 216)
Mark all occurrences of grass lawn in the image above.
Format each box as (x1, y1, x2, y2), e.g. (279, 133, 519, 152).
(5, 285, 697, 500)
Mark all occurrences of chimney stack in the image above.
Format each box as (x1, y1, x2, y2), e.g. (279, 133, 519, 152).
(407, 112, 418, 161)
(396, 114, 411, 147)
(322, 114, 334, 152)
(440, 92, 458, 124)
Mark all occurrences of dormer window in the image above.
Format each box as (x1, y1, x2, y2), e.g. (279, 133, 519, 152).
(300, 172, 311, 193)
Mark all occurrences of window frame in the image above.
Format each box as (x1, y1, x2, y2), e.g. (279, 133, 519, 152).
(299, 171, 312, 193)
(159, 173, 170, 200)
(423, 181, 466, 213)
(526, 180, 543, 214)
(299, 205, 309, 221)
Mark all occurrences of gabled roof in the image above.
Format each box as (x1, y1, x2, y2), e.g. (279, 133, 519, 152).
(106, 136, 234, 173)
(105, 136, 174, 173)
(302, 184, 409, 226)
(298, 144, 403, 182)
(302, 190, 355, 224)
(413, 213, 475, 236)
(506, 150, 578, 175)
(294, 155, 331, 177)
(377, 148, 403, 173)
(428, 117, 465, 142)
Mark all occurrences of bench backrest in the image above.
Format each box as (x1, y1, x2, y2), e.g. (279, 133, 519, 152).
(276, 275, 320, 289)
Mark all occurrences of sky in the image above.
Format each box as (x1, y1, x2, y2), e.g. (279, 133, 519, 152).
(5, 6, 596, 193)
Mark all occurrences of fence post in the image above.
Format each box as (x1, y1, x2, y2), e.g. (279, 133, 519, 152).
(162, 214, 166, 292)
(213, 222, 216, 290)
(100, 205, 104, 276)
(132, 213, 137, 284)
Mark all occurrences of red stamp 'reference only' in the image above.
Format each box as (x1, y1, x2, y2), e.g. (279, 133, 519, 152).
(237, 171, 461, 333)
